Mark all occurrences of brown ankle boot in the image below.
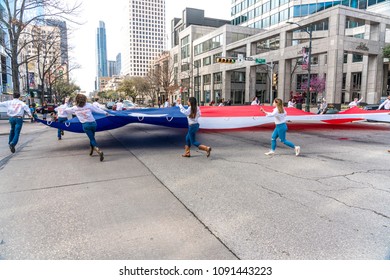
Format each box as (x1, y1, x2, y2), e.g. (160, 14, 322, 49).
(182, 145, 190, 157)
(199, 145, 212, 157)
(89, 145, 94, 156)
(94, 147, 104, 161)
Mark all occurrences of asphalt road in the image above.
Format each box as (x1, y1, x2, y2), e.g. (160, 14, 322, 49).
(0, 119, 389, 260)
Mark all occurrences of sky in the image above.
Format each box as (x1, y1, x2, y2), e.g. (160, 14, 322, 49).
(66, 0, 231, 93)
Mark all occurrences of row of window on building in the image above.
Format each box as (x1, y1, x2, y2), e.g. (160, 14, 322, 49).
(231, 0, 387, 27)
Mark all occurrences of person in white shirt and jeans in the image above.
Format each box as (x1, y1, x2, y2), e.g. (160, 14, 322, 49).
(260, 98, 300, 156)
(0, 92, 33, 153)
(177, 97, 212, 158)
(54, 98, 70, 140)
(65, 94, 109, 161)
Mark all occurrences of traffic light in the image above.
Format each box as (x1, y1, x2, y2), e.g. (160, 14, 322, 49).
(216, 57, 236, 64)
(272, 73, 278, 86)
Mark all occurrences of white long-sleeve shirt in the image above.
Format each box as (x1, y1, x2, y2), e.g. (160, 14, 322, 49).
(54, 104, 69, 118)
(378, 99, 390, 110)
(287, 101, 295, 108)
(264, 107, 287, 125)
(178, 104, 200, 125)
(64, 103, 107, 123)
(116, 102, 123, 111)
(348, 97, 363, 108)
(0, 98, 32, 118)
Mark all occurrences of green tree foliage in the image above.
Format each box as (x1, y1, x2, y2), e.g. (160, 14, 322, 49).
(52, 80, 80, 102)
(383, 44, 390, 59)
(118, 77, 137, 102)
(132, 76, 150, 104)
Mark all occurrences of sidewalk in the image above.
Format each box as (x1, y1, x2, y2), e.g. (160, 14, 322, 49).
(0, 120, 235, 259)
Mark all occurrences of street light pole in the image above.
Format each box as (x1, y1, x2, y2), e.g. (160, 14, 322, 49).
(25, 55, 30, 105)
(287, 21, 312, 112)
(270, 59, 273, 104)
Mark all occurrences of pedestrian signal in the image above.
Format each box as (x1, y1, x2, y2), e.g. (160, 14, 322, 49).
(216, 57, 236, 64)
(272, 73, 278, 86)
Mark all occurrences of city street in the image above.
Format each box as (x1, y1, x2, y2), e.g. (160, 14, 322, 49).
(0, 119, 389, 260)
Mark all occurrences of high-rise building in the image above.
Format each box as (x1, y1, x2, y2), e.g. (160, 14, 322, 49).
(96, 21, 108, 84)
(121, 0, 166, 77)
(230, 0, 389, 30)
(116, 53, 122, 75)
(108, 60, 117, 77)
(46, 19, 69, 67)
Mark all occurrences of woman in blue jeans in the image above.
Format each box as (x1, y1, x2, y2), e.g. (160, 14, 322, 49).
(177, 97, 211, 157)
(65, 94, 109, 161)
(260, 98, 300, 156)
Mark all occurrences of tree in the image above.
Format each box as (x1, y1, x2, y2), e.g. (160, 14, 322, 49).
(132, 76, 150, 104)
(0, 0, 81, 95)
(301, 75, 326, 103)
(147, 53, 179, 106)
(118, 77, 137, 102)
(52, 79, 79, 102)
(383, 44, 390, 59)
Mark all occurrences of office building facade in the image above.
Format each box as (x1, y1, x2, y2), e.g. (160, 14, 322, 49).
(121, 0, 166, 77)
(231, 0, 389, 30)
(171, 5, 389, 107)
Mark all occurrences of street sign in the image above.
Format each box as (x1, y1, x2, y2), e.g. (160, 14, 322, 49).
(255, 58, 266, 64)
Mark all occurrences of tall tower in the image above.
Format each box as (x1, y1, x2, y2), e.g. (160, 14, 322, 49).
(122, 0, 166, 77)
(96, 21, 108, 89)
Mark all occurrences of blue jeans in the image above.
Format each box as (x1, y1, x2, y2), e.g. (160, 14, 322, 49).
(82, 121, 98, 147)
(9, 117, 24, 146)
(271, 123, 295, 151)
(185, 123, 200, 147)
(57, 117, 68, 138)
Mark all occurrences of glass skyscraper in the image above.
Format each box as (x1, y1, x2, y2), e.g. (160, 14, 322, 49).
(230, 0, 388, 29)
(96, 21, 108, 81)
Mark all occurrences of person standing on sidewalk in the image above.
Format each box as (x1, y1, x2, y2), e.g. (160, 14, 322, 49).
(54, 98, 70, 140)
(260, 98, 300, 156)
(177, 96, 211, 158)
(0, 92, 33, 153)
(64, 94, 109, 161)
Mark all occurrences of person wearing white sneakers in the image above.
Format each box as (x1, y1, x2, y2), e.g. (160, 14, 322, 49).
(260, 98, 300, 156)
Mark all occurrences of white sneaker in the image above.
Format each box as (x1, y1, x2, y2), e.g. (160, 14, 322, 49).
(265, 150, 275, 156)
(295, 146, 301, 156)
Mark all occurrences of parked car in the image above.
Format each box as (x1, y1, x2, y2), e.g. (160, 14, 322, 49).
(36, 103, 57, 114)
(112, 100, 138, 110)
(363, 104, 382, 110)
(105, 101, 115, 109)
(0, 106, 7, 119)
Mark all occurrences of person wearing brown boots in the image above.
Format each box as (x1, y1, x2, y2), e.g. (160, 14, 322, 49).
(177, 96, 211, 158)
(65, 94, 109, 161)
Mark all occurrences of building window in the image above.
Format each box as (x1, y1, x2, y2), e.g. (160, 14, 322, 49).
(352, 54, 363, 63)
(213, 72, 222, 84)
(203, 74, 211, 85)
(352, 72, 362, 90)
(203, 56, 211, 66)
(194, 59, 201, 68)
(256, 36, 280, 53)
(181, 35, 190, 59)
(194, 34, 223, 56)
